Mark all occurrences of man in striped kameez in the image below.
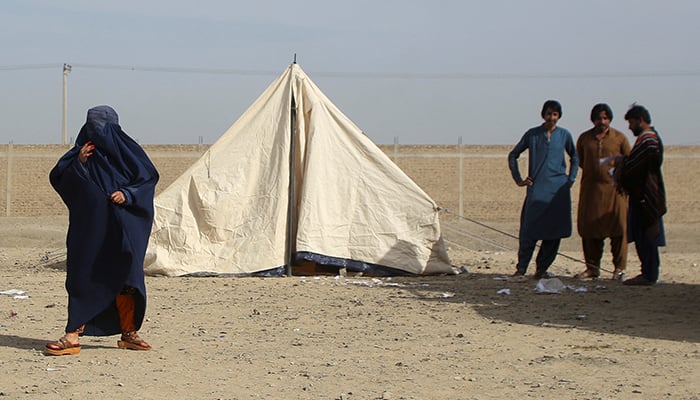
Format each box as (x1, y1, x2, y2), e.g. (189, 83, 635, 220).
(617, 104, 666, 286)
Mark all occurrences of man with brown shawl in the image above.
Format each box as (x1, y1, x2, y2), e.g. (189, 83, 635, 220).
(575, 103, 631, 280)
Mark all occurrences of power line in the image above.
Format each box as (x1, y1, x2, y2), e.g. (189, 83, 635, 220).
(313, 70, 700, 80)
(1, 63, 700, 79)
(73, 63, 280, 76)
(0, 64, 60, 71)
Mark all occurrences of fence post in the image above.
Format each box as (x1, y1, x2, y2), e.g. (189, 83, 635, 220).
(6, 141, 12, 217)
(458, 136, 464, 217)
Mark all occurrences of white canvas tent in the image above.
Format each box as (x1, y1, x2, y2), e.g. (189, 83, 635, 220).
(144, 63, 456, 277)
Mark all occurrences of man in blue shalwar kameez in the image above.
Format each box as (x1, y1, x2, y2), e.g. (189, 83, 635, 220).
(46, 105, 159, 355)
(508, 100, 578, 279)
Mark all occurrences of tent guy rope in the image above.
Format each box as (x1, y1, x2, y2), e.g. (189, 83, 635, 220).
(439, 207, 618, 276)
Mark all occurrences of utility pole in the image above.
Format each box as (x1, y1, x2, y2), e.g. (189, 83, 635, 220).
(62, 63, 72, 145)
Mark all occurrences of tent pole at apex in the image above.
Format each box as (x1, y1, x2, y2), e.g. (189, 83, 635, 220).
(285, 90, 297, 276)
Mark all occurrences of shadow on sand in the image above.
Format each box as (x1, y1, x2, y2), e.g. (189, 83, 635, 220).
(390, 272, 700, 343)
(0, 334, 117, 352)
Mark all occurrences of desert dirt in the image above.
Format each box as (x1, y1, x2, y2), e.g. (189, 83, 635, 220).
(0, 215, 699, 400)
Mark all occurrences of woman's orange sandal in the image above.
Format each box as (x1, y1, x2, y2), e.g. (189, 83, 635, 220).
(45, 336, 81, 356)
(117, 331, 151, 351)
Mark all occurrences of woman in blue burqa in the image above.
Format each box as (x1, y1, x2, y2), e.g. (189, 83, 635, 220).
(46, 105, 159, 355)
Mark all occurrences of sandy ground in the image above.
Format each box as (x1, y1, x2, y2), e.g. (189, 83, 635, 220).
(0, 216, 699, 400)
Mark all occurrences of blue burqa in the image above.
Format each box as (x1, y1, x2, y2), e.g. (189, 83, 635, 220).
(49, 106, 159, 336)
(508, 125, 578, 240)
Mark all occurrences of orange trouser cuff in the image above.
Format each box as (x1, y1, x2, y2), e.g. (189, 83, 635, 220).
(115, 293, 136, 333)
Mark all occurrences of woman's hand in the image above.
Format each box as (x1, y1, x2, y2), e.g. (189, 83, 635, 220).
(110, 190, 126, 205)
(78, 141, 94, 164)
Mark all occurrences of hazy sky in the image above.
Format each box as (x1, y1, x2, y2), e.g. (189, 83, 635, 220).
(2, 0, 699, 145)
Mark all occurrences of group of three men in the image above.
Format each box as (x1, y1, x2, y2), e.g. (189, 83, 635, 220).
(508, 101, 666, 286)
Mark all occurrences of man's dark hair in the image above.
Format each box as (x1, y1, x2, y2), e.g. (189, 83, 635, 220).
(541, 100, 562, 118)
(624, 104, 652, 123)
(590, 103, 613, 122)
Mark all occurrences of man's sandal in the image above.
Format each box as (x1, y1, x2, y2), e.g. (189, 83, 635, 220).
(117, 331, 152, 351)
(45, 337, 81, 356)
(612, 269, 625, 281)
(574, 269, 600, 279)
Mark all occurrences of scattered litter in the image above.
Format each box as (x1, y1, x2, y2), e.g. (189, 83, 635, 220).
(566, 285, 588, 293)
(1, 289, 29, 299)
(535, 279, 593, 294)
(535, 278, 566, 294)
(1, 289, 25, 296)
(334, 278, 409, 288)
(300, 276, 409, 289)
(440, 292, 455, 298)
(493, 276, 509, 281)
(346, 280, 374, 287)
(497, 288, 511, 295)
(541, 322, 577, 329)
